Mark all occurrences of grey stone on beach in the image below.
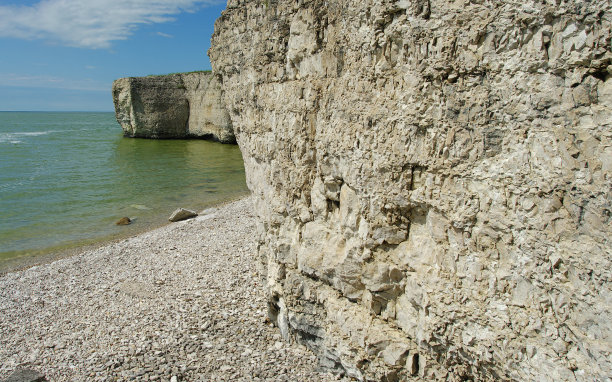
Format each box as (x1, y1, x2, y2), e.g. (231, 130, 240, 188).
(168, 208, 198, 222)
(1, 369, 45, 382)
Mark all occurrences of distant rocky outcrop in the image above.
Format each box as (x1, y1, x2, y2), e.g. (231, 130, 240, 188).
(112, 72, 235, 143)
(210, 0, 611, 381)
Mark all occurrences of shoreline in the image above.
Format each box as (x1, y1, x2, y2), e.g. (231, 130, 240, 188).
(0, 192, 251, 276)
(0, 196, 344, 381)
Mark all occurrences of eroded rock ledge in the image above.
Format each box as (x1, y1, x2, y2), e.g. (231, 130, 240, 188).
(211, 0, 611, 381)
(112, 72, 235, 143)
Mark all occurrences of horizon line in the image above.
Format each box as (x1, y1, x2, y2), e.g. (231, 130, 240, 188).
(0, 110, 114, 113)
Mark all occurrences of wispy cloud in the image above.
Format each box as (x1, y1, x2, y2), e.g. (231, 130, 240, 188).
(0, 73, 109, 91)
(156, 31, 174, 38)
(0, 0, 222, 49)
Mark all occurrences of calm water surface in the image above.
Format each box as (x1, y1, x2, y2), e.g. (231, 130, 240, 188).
(0, 112, 248, 265)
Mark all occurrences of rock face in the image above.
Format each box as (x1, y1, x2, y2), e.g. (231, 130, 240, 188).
(210, 0, 611, 381)
(112, 72, 235, 143)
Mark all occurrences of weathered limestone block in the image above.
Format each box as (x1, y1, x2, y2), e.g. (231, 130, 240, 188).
(112, 72, 234, 143)
(168, 208, 198, 222)
(210, 0, 611, 380)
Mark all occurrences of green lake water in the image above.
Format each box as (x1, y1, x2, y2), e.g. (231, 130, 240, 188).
(0, 112, 248, 268)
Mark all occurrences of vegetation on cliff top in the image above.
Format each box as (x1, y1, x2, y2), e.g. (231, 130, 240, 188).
(145, 70, 212, 77)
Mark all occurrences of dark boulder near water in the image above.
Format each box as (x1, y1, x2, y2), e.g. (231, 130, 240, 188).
(115, 217, 132, 225)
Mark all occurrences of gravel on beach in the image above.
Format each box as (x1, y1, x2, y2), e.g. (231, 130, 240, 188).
(0, 197, 345, 382)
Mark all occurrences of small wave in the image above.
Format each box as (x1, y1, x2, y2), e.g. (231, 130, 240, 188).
(0, 130, 54, 144)
(0, 137, 23, 144)
(0, 179, 25, 191)
(13, 131, 52, 136)
(130, 204, 152, 210)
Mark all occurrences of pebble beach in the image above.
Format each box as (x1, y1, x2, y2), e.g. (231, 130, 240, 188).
(0, 197, 343, 381)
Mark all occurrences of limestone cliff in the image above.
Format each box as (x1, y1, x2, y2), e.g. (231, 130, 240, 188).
(112, 72, 235, 143)
(210, 0, 611, 381)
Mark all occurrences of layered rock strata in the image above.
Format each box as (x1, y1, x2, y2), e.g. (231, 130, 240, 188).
(112, 72, 235, 143)
(210, 0, 611, 381)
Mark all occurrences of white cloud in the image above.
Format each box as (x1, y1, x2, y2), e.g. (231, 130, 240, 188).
(156, 32, 174, 38)
(0, 0, 222, 49)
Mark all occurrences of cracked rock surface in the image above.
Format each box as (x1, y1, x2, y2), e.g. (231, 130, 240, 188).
(210, 0, 611, 380)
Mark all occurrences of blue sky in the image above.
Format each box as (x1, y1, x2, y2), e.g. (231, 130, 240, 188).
(0, 0, 227, 111)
